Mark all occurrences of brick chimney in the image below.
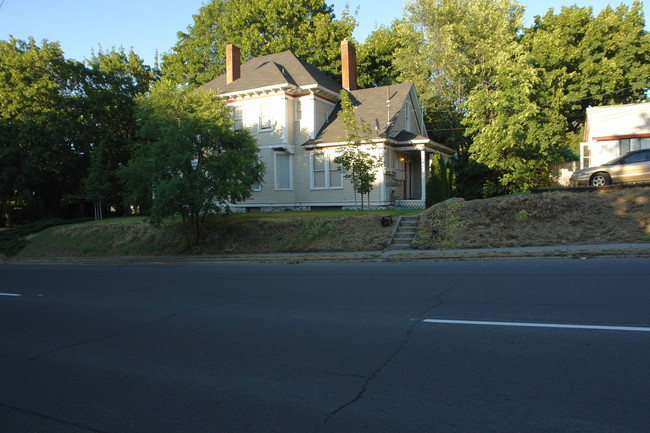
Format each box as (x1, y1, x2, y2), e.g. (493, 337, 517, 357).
(226, 44, 241, 84)
(341, 39, 357, 91)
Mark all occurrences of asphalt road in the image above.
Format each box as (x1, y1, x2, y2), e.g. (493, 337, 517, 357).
(1, 259, 649, 433)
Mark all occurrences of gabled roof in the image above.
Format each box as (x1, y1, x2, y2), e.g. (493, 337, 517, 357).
(305, 82, 419, 145)
(199, 50, 342, 96)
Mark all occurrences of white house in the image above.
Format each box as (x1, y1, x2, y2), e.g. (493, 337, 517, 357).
(580, 103, 650, 168)
(198, 40, 453, 211)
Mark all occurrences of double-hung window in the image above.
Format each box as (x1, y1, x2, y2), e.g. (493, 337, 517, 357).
(275, 152, 292, 190)
(259, 102, 273, 131)
(311, 151, 342, 189)
(294, 99, 302, 122)
(231, 106, 243, 131)
(251, 154, 262, 191)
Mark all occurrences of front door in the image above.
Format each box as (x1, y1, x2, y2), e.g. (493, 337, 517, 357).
(403, 161, 412, 199)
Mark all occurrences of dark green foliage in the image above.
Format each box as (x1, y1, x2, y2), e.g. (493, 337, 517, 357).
(0, 218, 90, 257)
(0, 38, 88, 221)
(119, 80, 264, 245)
(357, 24, 403, 88)
(426, 153, 452, 207)
(0, 39, 154, 225)
(451, 156, 502, 200)
(80, 49, 157, 214)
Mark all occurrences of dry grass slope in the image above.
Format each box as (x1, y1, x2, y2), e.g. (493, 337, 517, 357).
(14, 187, 650, 258)
(414, 187, 650, 249)
(17, 213, 397, 257)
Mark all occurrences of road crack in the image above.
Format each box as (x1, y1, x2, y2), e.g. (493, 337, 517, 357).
(316, 286, 456, 431)
(18, 300, 231, 364)
(0, 401, 111, 433)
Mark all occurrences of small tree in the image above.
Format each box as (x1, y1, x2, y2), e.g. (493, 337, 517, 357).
(333, 91, 382, 210)
(120, 79, 264, 245)
(426, 153, 452, 207)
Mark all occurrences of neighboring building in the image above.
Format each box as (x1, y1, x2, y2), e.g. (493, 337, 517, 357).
(580, 103, 650, 169)
(198, 41, 453, 211)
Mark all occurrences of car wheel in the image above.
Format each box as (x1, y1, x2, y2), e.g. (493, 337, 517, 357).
(590, 172, 611, 186)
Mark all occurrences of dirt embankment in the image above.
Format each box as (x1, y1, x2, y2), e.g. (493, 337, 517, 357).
(414, 187, 650, 249)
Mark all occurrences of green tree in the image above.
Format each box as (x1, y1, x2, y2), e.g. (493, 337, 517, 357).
(466, 1, 650, 193)
(396, 0, 524, 124)
(395, 0, 525, 196)
(521, 2, 650, 137)
(333, 91, 382, 210)
(463, 45, 569, 192)
(426, 153, 452, 207)
(81, 48, 157, 214)
(162, 0, 356, 86)
(0, 37, 89, 222)
(357, 24, 404, 88)
(119, 80, 264, 245)
(83, 144, 112, 220)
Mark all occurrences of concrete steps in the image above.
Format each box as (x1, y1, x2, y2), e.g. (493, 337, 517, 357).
(388, 215, 420, 250)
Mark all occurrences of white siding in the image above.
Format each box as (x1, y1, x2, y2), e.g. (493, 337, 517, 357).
(586, 103, 650, 141)
(581, 103, 650, 167)
(227, 94, 287, 147)
(314, 97, 337, 138)
(226, 91, 395, 209)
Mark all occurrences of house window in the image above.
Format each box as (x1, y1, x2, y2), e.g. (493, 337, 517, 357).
(231, 106, 243, 131)
(259, 102, 273, 131)
(274, 152, 292, 190)
(620, 138, 641, 155)
(252, 155, 262, 191)
(311, 151, 342, 189)
(294, 99, 302, 122)
(581, 144, 591, 169)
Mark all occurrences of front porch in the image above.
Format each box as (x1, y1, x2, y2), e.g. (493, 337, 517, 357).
(386, 148, 431, 210)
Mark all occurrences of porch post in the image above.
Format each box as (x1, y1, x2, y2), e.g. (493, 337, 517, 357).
(420, 149, 427, 201)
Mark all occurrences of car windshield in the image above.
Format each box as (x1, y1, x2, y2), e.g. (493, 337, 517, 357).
(603, 155, 625, 166)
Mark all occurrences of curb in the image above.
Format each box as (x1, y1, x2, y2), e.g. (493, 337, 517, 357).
(4, 243, 650, 265)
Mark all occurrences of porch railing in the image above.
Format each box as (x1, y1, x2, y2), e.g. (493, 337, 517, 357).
(395, 199, 426, 210)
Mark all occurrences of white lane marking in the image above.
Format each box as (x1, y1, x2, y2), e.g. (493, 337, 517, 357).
(0, 292, 22, 297)
(423, 319, 650, 332)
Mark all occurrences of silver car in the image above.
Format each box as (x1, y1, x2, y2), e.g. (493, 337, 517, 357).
(570, 149, 650, 186)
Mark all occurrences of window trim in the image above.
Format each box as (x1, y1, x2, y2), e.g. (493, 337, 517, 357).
(274, 152, 293, 190)
(251, 154, 263, 192)
(231, 105, 243, 131)
(310, 151, 343, 190)
(259, 102, 273, 132)
(294, 98, 302, 122)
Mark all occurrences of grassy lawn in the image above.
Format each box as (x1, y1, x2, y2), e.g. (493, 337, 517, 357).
(11, 209, 418, 258)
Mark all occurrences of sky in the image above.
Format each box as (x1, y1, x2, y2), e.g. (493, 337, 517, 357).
(1, 0, 647, 67)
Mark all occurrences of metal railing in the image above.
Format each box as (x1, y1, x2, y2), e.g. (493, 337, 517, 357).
(395, 200, 426, 210)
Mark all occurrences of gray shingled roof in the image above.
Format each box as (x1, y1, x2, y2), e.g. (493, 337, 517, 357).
(306, 82, 416, 145)
(199, 50, 342, 95)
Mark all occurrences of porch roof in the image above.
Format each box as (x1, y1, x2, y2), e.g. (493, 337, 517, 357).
(390, 131, 455, 156)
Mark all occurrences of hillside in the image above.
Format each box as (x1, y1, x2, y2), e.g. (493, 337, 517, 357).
(414, 187, 650, 249)
(12, 187, 650, 258)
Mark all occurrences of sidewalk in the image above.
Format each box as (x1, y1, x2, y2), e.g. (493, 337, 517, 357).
(6, 243, 650, 265)
(378, 242, 650, 261)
